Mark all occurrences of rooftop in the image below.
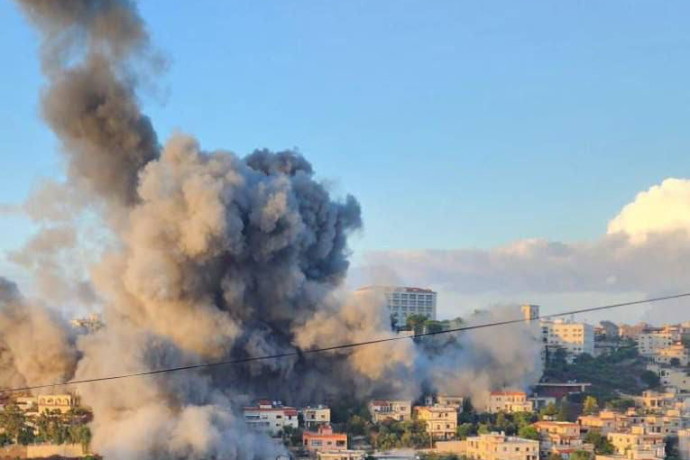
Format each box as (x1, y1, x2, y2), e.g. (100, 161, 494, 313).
(357, 285, 435, 294)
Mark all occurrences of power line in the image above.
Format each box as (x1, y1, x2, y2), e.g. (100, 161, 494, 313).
(3, 291, 689, 394)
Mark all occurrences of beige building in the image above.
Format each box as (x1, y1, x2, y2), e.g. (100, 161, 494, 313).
(541, 319, 595, 357)
(522, 305, 540, 322)
(654, 343, 690, 366)
(368, 400, 412, 423)
(37, 394, 77, 414)
(488, 391, 534, 414)
(534, 421, 592, 459)
(464, 433, 539, 460)
(415, 406, 458, 440)
(636, 390, 677, 413)
(637, 332, 675, 357)
(302, 405, 331, 428)
(578, 410, 628, 435)
(607, 426, 665, 460)
(318, 450, 366, 460)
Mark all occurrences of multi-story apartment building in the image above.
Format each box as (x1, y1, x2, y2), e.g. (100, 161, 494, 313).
(243, 401, 298, 436)
(357, 286, 437, 325)
(303, 425, 348, 452)
(488, 391, 534, 414)
(533, 421, 592, 459)
(607, 426, 665, 460)
(654, 343, 690, 366)
(578, 410, 628, 435)
(437, 395, 465, 410)
(302, 405, 331, 428)
(640, 414, 683, 436)
(637, 332, 675, 357)
(541, 319, 595, 357)
(368, 400, 412, 423)
(464, 433, 540, 460)
(636, 390, 678, 413)
(414, 406, 458, 440)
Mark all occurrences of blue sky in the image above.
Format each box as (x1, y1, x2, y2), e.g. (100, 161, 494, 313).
(2, 0, 690, 271)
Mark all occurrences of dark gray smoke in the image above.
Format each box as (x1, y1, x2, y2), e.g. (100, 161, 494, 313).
(17, 0, 158, 210)
(8, 1, 544, 458)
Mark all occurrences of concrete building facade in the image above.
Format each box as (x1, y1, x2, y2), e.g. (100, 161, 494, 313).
(358, 286, 437, 325)
(414, 406, 458, 440)
(464, 433, 540, 460)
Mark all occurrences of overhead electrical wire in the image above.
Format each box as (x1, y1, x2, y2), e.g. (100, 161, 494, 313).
(2, 292, 689, 394)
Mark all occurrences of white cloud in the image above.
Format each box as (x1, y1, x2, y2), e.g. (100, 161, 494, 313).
(608, 178, 690, 244)
(356, 177, 690, 324)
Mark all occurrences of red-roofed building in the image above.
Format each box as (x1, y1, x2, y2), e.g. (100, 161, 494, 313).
(303, 425, 348, 452)
(243, 401, 298, 437)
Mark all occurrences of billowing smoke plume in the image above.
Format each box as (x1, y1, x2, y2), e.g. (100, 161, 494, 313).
(0, 277, 76, 390)
(421, 307, 544, 408)
(7, 1, 544, 458)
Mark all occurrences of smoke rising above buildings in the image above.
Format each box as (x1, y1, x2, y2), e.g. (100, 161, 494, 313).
(5, 1, 544, 458)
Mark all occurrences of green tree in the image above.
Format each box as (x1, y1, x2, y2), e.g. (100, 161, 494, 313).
(456, 423, 476, 440)
(547, 453, 563, 460)
(406, 314, 429, 334)
(0, 405, 26, 443)
(540, 402, 558, 419)
(583, 396, 599, 415)
(557, 404, 568, 422)
(570, 450, 592, 460)
(584, 431, 614, 454)
(518, 426, 540, 441)
(640, 370, 661, 389)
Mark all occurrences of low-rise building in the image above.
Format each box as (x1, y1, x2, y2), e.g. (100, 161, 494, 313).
(578, 410, 627, 435)
(636, 390, 677, 413)
(303, 425, 348, 452)
(243, 400, 298, 436)
(533, 421, 592, 459)
(415, 406, 458, 440)
(302, 405, 331, 428)
(607, 426, 665, 460)
(368, 400, 412, 423)
(317, 450, 366, 460)
(488, 391, 534, 414)
(464, 433, 540, 460)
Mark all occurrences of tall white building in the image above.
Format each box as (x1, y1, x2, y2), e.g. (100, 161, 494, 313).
(541, 318, 595, 357)
(357, 286, 437, 325)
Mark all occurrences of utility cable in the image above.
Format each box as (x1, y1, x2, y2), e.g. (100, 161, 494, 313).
(2, 292, 689, 394)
